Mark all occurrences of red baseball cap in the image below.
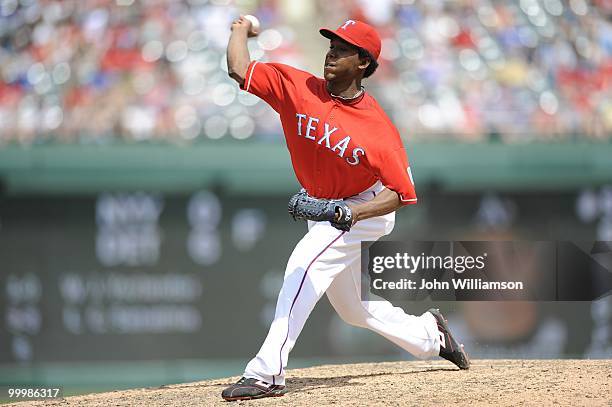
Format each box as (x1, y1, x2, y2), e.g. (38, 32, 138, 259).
(320, 20, 381, 60)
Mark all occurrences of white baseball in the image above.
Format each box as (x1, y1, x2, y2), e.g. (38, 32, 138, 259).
(244, 14, 260, 35)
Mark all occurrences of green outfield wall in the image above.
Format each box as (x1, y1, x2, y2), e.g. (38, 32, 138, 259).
(0, 142, 611, 195)
(1, 142, 610, 395)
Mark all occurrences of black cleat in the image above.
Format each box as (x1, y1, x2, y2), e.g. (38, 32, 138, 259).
(428, 308, 470, 370)
(221, 377, 287, 401)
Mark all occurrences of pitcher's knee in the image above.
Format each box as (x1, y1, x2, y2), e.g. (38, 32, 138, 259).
(336, 310, 368, 328)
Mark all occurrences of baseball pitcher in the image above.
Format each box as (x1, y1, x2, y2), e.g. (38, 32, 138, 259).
(222, 16, 470, 401)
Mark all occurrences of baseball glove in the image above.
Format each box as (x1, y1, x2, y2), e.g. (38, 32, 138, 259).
(288, 190, 353, 232)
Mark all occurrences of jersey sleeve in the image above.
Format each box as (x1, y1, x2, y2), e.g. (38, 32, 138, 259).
(370, 147, 418, 206)
(239, 61, 304, 113)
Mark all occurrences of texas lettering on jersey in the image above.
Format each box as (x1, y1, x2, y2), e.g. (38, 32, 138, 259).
(295, 113, 365, 166)
(240, 60, 418, 206)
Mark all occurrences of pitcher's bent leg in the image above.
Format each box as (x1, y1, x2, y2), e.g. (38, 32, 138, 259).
(326, 262, 440, 359)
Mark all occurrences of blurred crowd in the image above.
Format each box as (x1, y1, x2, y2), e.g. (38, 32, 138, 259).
(343, 0, 612, 142)
(0, 0, 610, 145)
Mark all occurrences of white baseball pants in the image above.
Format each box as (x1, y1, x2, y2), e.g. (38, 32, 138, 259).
(243, 185, 440, 386)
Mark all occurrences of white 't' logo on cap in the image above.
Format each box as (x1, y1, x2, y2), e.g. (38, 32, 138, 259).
(341, 20, 356, 30)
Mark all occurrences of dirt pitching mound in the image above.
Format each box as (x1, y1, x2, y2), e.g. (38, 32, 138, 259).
(13, 360, 611, 407)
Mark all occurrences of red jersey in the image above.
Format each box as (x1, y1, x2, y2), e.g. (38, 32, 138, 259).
(240, 61, 417, 206)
